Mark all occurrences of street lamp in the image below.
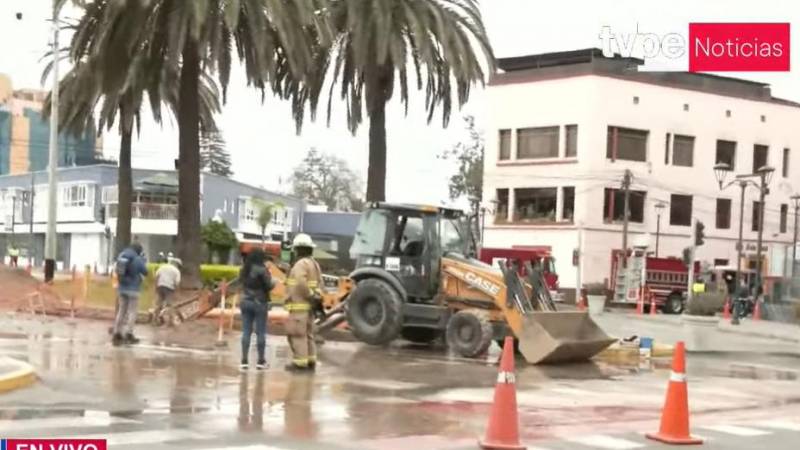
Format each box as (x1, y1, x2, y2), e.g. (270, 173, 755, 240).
(713, 163, 775, 299)
(654, 201, 666, 257)
(790, 193, 800, 281)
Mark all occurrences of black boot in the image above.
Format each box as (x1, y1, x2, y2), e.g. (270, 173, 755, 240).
(112, 333, 124, 347)
(284, 363, 309, 372)
(124, 333, 140, 345)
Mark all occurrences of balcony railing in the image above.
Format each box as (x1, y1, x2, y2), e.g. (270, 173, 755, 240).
(107, 203, 177, 220)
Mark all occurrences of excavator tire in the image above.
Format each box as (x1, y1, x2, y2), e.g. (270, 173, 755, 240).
(401, 327, 441, 344)
(446, 309, 493, 358)
(346, 278, 404, 345)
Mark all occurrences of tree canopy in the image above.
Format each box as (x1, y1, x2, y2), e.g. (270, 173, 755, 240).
(290, 148, 363, 212)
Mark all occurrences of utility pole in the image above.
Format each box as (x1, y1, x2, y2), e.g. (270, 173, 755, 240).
(754, 173, 769, 298)
(621, 169, 632, 268)
(28, 173, 35, 269)
(790, 194, 799, 281)
(44, 2, 61, 282)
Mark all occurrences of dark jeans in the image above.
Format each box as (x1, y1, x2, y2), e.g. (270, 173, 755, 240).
(240, 299, 268, 364)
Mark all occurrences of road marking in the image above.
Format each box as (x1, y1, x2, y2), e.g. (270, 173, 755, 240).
(0, 415, 136, 433)
(564, 434, 645, 449)
(701, 424, 771, 436)
(74, 429, 209, 445)
(755, 420, 800, 431)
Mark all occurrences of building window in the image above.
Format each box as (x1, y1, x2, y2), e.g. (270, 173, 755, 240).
(716, 198, 732, 229)
(780, 204, 788, 233)
(562, 186, 575, 222)
(753, 144, 768, 173)
(495, 189, 509, 223)
(752, 201, 762, 232)
(761, 115, 766, 123)
(672, 134, 695, 167)
(606, 126, 648, 162)
(223, 199, 228, 212)
(633, 96, 639, 104)
(683, 103, 689, 111)
(516, 126, 559, 159)
(664, 133, 671, 165)
(716, 140, 736, 170)
(714, 258, 729, 267)
(498, 129, 511, 161)
(726, 109, 732, 117)
(669, 194, 692, 226)
(603, 188, 645, 223)
(514, 188, 557, 222)
(783, 148, 790, 178)
(62, 184, 92, 208)
(565, 125, 578, 157)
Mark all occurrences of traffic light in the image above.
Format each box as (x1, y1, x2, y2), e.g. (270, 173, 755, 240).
(694, 221, 705, 247)
(682, 247, 692, 266)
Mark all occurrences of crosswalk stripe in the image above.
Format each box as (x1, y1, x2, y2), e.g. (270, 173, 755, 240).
(0, 415, 136, 433)
(754, 420, 800, 431)
(564, 434, 645, 449)
(73, 429, 209, 445)
(700, 425, 771, 436)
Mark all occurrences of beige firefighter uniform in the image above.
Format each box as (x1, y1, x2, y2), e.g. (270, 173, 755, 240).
(285, 256, 323, 368)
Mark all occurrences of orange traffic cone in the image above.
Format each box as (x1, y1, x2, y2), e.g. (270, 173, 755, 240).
(753, 299, 761, 321)
(646, 341, 702, 445)
(577, 293, 586, 311)
(722, 297, 731, 320)
(649, 293, 657, 316)
(479, 336, 526, 450)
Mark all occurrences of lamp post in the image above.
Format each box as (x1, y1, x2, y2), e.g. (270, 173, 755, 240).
(654, 201, 666, 257)
(790, 193, 800, 281)
(714, 163, 775, 298)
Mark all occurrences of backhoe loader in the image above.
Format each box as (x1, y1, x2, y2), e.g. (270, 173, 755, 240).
(325, 202, 615, 364)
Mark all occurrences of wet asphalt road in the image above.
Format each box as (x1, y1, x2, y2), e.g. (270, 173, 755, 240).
(1, 313, 800, 449)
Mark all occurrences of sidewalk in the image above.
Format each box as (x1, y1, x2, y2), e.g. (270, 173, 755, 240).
(718, 318, 800, 343)
(594, 311, 800, 355)
(0, 356, 36, 393)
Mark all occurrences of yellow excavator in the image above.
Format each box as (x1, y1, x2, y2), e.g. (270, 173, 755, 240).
(308, 203, 614, 364)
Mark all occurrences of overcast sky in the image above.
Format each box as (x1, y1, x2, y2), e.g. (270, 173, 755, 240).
(2, 0, 798, 208)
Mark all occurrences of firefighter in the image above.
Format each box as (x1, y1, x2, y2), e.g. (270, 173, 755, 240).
(285, 233, 322, 372)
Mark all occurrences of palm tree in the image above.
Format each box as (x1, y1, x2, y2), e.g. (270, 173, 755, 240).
(253, 199, 285, 243)
(67, 0, 329, 287)
(45, 49, 221, 256)
(290, 0, 495, 201)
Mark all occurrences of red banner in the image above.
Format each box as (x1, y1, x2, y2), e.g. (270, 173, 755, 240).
(689, 23, 790, 72)
(5, 440, 107, 450)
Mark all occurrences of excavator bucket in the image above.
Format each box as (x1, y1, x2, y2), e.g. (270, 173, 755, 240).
(517, 311, 616, 364)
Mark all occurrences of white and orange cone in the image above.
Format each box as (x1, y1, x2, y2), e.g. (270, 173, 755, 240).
(646, 341, 702, 445)
(479, 336, 526, 450)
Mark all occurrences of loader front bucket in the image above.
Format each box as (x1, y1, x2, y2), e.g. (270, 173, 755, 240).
(517, 311, 616, 364)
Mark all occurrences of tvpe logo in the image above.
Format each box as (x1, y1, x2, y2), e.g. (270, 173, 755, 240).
(598, 22, 790, 72)
(1, 440, 106, 450)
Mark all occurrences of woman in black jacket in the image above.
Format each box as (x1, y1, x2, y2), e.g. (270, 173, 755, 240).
(239, 248, 272, 370)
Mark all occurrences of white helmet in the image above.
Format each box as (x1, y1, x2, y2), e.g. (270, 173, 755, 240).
(292, 233, 316, 249)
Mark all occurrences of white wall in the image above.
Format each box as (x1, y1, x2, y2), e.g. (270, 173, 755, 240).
(483, 74, 800, 290)
(69, 233, 102, 271)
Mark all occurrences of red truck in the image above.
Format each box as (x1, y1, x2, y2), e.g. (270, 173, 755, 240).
(479, 246, 562, 301)
(610, 249, 700, 314)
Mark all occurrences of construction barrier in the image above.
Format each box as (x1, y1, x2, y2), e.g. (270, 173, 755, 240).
(646, 341, 703, 445)
(479, 336, 525, 450)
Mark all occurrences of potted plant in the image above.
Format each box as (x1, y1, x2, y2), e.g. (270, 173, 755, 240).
(584, 282, 607, 316)
(683, 292, 725, 351)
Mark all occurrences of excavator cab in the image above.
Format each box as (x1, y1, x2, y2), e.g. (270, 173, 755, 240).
(345, 203, 614, 364)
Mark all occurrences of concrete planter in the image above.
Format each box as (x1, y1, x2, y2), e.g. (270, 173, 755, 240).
(587, 295, 606, 316)
(682, 314, 719, 351)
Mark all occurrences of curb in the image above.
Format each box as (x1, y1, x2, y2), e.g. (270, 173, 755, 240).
(715, 325, 800, 344)
(0, 357, 37, 394)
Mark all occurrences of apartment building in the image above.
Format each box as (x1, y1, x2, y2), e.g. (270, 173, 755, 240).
(0, 165, 303, 271)
(483, 49, 800, 297)
(0, 74, 104, 175)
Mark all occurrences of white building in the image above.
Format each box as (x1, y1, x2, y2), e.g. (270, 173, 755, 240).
(483, 49, 799, 300)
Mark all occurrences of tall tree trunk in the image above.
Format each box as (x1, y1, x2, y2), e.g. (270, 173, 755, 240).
(177, 38, 203, 289)
(115, 127, 132, 256)
(366, 97, 387, 202)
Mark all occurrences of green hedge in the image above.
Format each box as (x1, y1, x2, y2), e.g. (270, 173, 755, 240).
(146, 263, 239, 286)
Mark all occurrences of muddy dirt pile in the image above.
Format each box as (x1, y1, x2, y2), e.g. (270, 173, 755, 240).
(0, 266, 66, 312)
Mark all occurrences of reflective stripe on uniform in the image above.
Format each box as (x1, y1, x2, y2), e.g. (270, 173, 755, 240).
(292, 357, 309, 366)
(286, 279, 298, 286)
(285, 303, 311, 312)
(307, 281, 318, 288)
(670, 371, 687, 382)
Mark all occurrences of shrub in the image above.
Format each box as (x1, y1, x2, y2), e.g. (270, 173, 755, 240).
(146, 263, 239, 287)
(686, 292, 726, 316)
